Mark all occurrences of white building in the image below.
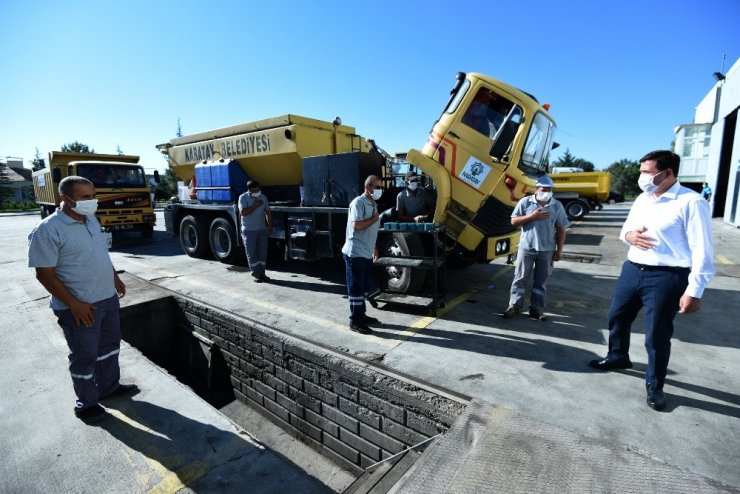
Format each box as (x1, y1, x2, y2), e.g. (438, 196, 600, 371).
(674, 57, 740, 227)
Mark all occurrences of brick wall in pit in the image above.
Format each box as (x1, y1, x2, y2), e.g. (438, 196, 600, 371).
(174, 297, 468, 471)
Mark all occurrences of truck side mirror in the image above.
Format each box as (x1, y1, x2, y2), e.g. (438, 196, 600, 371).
(52, 168, 62, 183)
(490, 120, 519, 160)
(154, 170, 161, 183)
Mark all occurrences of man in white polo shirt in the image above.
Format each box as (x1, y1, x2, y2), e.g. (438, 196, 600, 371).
(589, 150, 715, 411)
(28, 176, 137, 424)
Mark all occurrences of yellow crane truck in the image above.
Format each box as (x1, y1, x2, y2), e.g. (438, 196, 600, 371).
(32, 151, 158, 238)
(156, 72, 558, 293)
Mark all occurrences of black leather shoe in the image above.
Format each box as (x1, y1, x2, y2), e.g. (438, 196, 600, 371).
(74, 404, 108, 424)
(588, 357, 633, 371)
(349, 323, 373, 335)
(364, 316, 380, 325)
(646, 386, 666, 411)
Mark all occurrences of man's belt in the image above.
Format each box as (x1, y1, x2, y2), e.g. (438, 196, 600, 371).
(629, 261, 690, 272)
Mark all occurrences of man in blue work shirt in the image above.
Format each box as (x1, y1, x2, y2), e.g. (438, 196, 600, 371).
(28, 176, 137, 424)
(502, 175, 569, 321)
(341, 175, 383, 334)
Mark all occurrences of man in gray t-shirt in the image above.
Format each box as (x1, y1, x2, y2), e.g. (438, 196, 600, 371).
(238, 180, 272, 282)
(396, 171, 434, 223)
(502, 175, 569, 321)
(341, 175, 383, 334)
(28, 176, 136, 424)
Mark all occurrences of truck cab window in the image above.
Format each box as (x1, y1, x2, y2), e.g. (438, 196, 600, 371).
(462, 88, 514, 139)
(520, 112, 555, 174)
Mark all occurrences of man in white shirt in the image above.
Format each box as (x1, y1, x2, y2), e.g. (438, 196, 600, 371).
(589, 150, 715, 411)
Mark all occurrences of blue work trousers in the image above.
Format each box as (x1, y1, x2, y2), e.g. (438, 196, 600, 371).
(54, 294, 122, 410)
(242, 229, 268, 277)
(509, 249, 554, 311)
(343, 254, 373, 325)
(607, 261, 689, 390)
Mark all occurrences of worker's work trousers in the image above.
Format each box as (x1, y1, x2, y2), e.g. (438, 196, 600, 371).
(344, 254, 373, 325)
(54, 294, 122, 411)
(509, 249, 554, 311)
(606, 261, 689, 390)
(242, 229, 268, 277)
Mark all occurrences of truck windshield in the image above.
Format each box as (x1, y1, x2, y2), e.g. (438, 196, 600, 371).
(78, 165, 147, 188)
(520, 112, 555, 174)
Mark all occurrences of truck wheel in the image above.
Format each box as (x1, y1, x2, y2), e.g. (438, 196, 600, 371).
(180, 215, 211, 258)
(382, 232, 426, 293)
(209, 217, 245, 264)
(565, 200, 589, 221)
(141, 225, 154, 239)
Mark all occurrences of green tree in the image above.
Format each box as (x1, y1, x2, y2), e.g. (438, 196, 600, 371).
(61, 141, 94, 153)
(32, 147, 46, 170)
(606, 159, 641, 197)
(176, 118, 183, 138)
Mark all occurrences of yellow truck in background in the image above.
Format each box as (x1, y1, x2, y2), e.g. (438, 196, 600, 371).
(157, 72, 558, 293)
(549, 167, 612, 220)
(32, 152, 158, 238)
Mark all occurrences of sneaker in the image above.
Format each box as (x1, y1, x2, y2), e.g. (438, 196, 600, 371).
(102, 383, 139, 400)
(529, 308, 547, 321)
(364, 316, 381, 325)
(349, 322, 373, 335)
(502, 306, 520, 318)
(74, 404, 108, 424)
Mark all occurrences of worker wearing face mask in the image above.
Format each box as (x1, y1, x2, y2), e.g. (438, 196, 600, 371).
(502, 175, 569, 321)
(589, 150, 714, 412)
(396, 171, 435, 223)
(28, 176, 138, 424)
(239, 180, 272, 282)
(341, 175, 383, 334)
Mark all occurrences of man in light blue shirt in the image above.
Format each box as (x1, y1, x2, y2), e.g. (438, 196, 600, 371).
(28, 176, 136, 424)
(238, 180, 272, 282)
(341, 175, 382, 334)
(589, 150, 715, 411)
(502, 175, 569, 321)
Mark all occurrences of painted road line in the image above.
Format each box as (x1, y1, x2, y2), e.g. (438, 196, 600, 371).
(716, 254, 733, 265)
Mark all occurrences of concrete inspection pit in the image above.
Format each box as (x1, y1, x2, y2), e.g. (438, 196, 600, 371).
(118, 283, 468, 487)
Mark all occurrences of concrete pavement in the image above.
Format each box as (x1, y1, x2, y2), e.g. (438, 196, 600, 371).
(1, 204, 739, 492)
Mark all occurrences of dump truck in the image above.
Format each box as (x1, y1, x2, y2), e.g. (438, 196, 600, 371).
(549, 168, 612, 220)
(32, 152, 158, 238)
(157, 72, 558, 293)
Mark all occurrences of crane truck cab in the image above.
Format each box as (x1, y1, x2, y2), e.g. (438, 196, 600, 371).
(406, 72, 557, 264)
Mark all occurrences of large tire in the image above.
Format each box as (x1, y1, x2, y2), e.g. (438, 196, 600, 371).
(208, 217, 245, 264)
(382, 232, 426, 293)
(565, 199, 589, 221)
(179, 215, 211, 258)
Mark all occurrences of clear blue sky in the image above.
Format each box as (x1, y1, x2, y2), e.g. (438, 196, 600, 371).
(2, 0, 738, 173)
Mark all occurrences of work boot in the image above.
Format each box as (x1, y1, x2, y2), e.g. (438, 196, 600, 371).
(529, 308, 547, 321)
(646, 386, 666, 411)
(349, 322, 373, 335)
(101, 383, 139, 400)
(74, 404, 108, 424)
(502, 306, 520, 318)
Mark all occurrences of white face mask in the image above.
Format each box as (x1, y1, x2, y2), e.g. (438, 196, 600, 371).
(536, 191, 552, 202)
(70, 198, 98, 216)
(638, 169, 666, 193)
(371, 188, 383, 200)
(251, 191, 262, 198)
(408, 182, 419, 191)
